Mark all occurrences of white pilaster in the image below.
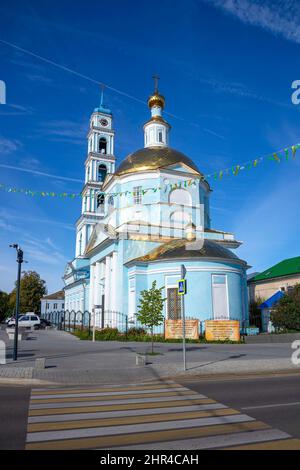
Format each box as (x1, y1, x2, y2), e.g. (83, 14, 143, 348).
(89, 264, 95, 316)
(104, 255, 111, 314)
(82, 226, 87, 253)
(110, 251, 118, 311)
(94, 262, 102, 307)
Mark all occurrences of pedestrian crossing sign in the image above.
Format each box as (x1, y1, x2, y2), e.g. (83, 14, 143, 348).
(178, 279, 186, 295)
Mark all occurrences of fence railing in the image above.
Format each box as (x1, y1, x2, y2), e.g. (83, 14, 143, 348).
(42, 310, 255, 337)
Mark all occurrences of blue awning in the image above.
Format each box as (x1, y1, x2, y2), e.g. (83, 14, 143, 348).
(259, 290, 285, 309)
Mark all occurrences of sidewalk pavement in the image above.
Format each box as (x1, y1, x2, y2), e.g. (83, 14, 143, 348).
(0, 328, 299, 385)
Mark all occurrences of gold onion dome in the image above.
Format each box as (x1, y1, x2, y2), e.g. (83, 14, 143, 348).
(148, 91, 165, 109)
(115, 146, 203, 177)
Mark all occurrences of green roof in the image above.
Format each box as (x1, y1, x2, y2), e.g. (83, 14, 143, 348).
(250, 256, 300, 282)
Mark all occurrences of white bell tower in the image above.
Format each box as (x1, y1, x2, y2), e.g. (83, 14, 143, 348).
(75, 88, 116, 257)
(143, 75, 170, 148)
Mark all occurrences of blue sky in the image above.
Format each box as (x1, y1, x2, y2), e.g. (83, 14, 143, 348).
(0, 0, 300, 293)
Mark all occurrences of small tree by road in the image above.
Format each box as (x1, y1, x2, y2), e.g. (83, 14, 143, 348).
(137, 281, 166, 354)
(0, 291, 9, 322)
(8, 270, 47, 315)
(271, 284, 300, 331)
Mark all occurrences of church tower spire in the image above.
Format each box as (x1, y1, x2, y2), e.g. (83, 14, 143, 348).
(75, 87, 116, 258)
(143, 76, 170, 148)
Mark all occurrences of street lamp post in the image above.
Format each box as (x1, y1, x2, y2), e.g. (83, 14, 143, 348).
(9, 244, 23, 361)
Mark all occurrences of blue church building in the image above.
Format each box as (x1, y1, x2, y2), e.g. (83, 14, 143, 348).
(63, 83, 249, 328)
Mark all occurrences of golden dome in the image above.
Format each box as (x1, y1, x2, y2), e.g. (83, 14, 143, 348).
(115, 146, 204, 177)
(148, 92, 165, 109)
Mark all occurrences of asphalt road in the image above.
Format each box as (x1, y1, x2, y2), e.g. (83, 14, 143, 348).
(0, 384, 30, 449)
(1, 372, 300, 449)
(178, 372, 300, 440)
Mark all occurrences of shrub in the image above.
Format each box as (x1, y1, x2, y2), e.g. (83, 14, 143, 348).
(127, 327, 147, 337)
(95, 327, 119, 341)
(271, 285, 300, 332)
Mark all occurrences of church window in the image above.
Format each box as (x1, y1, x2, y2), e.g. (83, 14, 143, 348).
(99, 137, 107, 154)
(167, 288, 181, 319)
(169, 188, 192, 206)
(212, 275, 229, 320)
(108, 195, 114, 206)
(133, 186, 142, 205)
(97, 193, 105, 208)
(158, 130, 163, 143)
(98, 164, 107, 182)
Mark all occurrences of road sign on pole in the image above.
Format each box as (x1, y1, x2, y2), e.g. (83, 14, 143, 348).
(181, 264, 187, 279)
(178, 279, 186, 295)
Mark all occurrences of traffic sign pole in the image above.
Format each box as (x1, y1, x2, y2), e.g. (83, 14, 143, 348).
(182, 293, 186, 371)
(180, 264, 187, 371)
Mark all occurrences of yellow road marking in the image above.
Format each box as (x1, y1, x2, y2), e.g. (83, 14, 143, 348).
(26, 420, 270, 450)
(31, 390, 196, 404)
(27, 407, 239, 432)
(31, 383, 181, 396)
(28, 397, 216, 416)
(224, 438, 300, 450)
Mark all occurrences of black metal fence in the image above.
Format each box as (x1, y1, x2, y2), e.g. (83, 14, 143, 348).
(42, 310, 257, 337)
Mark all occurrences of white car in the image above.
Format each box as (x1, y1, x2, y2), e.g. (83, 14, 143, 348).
(7, 314, 41, 329)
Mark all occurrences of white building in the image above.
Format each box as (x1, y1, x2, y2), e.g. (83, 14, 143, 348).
(41, 290, 65, 315)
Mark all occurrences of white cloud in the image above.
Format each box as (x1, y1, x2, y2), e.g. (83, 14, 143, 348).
(207, 0, 300, 44)
(0, 163, 82, 183)
(36, 119, 88, 145)
(0, 104, 34, 116)
(0, 137, 21, 154)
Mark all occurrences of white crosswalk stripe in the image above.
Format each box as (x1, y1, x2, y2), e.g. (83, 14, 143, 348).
(25, 380, 299, 450)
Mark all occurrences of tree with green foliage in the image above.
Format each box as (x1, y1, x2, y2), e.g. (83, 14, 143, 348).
(271, 284, 300, 332)
(249, 296, 265, 330)
(137, 281, 166, 354)
(8, 270, 47, 315)
(0, 291, 9, 322)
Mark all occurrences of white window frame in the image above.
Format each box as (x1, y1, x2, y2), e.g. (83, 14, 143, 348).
(211, 274, 229, 320)
(133, 186, 142, 205)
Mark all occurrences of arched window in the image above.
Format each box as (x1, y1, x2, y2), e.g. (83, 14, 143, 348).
(98, 164, 107, 182)
(169, 188, 192, 206)
(97, 193, 105, 208)
(99, 137, 107, 154)
(158, 130, 163, 143)
(108, 195, 114, 206)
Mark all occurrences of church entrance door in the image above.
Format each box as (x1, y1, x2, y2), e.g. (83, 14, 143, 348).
(167, 288, 182, 320)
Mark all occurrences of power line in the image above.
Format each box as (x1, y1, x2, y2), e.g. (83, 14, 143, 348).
(0, 164, 83, 183)
(0, 38, 223, 137)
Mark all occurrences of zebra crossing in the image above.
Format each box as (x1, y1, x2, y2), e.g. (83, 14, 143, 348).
(25, 380, 300, 450)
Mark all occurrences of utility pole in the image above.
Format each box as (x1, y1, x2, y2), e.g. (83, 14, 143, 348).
(9, 244, 23, 361)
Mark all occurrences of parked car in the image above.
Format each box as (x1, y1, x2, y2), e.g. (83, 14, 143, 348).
(39, 318, 52, 329)
(7, 314, 41, 329)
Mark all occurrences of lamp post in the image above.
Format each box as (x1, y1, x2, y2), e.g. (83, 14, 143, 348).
(9, 244, 23, 361)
